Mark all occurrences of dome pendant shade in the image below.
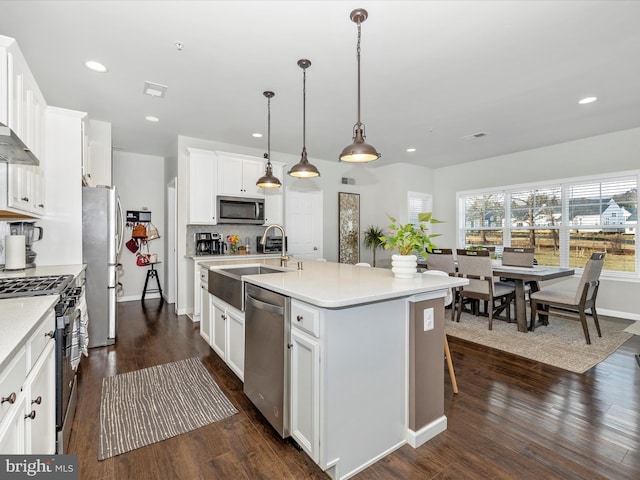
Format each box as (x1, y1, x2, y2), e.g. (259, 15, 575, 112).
(288, 59, 320, 179)
(340, 125, 381, 163)
(256, 155, 282, 187)
(288, 147, 320, 178)
(257, 90, 282, 188)
(339, 8, 380, 163)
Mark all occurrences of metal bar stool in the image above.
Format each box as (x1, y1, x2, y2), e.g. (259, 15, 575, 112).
(142, 262, 162, 301)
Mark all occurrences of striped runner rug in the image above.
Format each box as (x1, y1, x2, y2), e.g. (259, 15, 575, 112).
(98, 357, 237, 460)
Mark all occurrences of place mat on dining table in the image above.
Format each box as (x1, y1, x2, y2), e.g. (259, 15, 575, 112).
(446, 310, 633, 374)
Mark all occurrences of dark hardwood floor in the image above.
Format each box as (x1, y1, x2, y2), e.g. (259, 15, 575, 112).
(68, 299, 640, 480)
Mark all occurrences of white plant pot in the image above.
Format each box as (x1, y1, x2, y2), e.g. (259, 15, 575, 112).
(391, 254, 418, 279)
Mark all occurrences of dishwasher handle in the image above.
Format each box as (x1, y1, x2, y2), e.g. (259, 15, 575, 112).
(246, 293, 284, 316)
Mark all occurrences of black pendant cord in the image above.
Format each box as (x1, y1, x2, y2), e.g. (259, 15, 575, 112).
(302, 65, 307, 154)
(356, 19, 362, 129)
(267, 94, 272, 166)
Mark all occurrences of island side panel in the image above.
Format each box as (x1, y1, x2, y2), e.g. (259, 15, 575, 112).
(320, 298, 408, 480)
(408, 296, 445, 436)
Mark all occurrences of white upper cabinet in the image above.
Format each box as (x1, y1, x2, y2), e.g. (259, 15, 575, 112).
(0, 36, 47, 217)
(216, 152, 265, 198)
(187, 148, 217, 225)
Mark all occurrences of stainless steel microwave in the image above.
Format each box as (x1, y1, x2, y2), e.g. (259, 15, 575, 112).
(217, 196, 265, 224)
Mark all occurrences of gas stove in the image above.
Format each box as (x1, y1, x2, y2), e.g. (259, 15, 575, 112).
(0, 274, 74, 299)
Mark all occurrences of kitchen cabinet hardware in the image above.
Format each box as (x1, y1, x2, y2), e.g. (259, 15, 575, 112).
(24, 410, 36, 420)
(45, 331, 54, 338)
(21, 196, 30, 202)
(1, 392, 17, 404)
(31, 396, 42, 405)
(297, 315, 303, 322)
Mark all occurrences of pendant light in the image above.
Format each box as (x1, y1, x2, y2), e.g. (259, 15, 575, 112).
(288, 59, 320, 178)
(339, 8, 381, 163)
(256, 91, 282, 188)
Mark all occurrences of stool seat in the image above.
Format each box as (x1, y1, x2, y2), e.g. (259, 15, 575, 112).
(142, 262, 162, 301)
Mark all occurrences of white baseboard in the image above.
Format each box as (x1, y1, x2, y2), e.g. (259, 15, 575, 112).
(598, 308, 640, 322)
(406, 415, 447, 448)
(117, 293, 162, 302)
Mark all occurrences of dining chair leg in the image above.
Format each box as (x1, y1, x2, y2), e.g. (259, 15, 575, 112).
(530, 300, 538, 331)
(579, 309, 592, 345)
(592, 307, 602, 338)
(456, 294, 463, 322)
(444, 333, 458, 394)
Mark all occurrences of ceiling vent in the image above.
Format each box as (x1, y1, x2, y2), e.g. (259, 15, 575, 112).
(143, 81, 168, 98)
(462, 132, 488, 140)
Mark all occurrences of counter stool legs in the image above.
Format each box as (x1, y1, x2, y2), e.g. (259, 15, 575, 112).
(142, 263, 162, 301)
(444, 333, 458, 394)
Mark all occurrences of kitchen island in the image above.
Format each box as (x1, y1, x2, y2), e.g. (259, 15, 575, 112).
(209, 259, 467, 480)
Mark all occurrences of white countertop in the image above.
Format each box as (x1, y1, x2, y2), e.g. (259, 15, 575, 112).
(188, 253, 281, 261)
(0, 264, 85, 279)
(211, 259, 468, 309)
(0, 295, 58, 371)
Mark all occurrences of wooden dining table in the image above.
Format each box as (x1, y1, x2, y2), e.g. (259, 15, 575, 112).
(491, 264, 575, 333)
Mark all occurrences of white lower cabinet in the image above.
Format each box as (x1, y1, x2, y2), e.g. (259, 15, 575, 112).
(0, 309, 55, 454)
(199, 280, 211, 344)
(290, 326, 320, 462)
(24, 340, 55, 454)
(210, 296, 245, 381)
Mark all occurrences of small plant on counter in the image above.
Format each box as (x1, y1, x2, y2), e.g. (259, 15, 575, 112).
(227, 234, 240, 253)
(362, 225, 385, 267)
(379, 212, 442, 259)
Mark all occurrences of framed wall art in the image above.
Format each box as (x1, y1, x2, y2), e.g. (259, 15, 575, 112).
(338, 192, 360, 264)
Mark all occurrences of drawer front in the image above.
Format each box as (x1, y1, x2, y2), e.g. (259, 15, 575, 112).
(200, 267, 208, 283)
(291, 300, 319, 338)
(28, 310, 55, 369)
(0, 347, 27, 423)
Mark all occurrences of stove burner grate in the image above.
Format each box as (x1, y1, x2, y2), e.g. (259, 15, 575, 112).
(0, 275, 74, 299)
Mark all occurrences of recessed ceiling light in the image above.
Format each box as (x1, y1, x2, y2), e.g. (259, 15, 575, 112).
(578, 96, 597, 105)
(145, 116, 159, 122)
(252, 133, 263, 138)
(406, 148, 416, 153)
(85, 60, 108, 73)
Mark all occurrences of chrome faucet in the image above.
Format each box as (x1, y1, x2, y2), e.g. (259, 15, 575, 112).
(261, 224, 289, 267)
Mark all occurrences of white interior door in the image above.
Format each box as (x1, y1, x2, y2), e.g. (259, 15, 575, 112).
(285, 188, 323, 259)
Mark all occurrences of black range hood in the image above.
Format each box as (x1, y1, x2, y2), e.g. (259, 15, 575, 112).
(0, 122, 40, 166)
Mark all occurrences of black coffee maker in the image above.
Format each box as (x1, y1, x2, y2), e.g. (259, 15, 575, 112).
(195, 233, 212, 255)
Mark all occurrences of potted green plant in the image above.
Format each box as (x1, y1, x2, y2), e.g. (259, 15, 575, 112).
(379, 212, 442, 278)
(362, 225, 385, 267)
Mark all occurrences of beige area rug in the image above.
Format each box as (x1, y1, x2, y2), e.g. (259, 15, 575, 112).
(99, 357, 237, 460)
(623, 321, 640, 335)
(445, 311, 632, 374)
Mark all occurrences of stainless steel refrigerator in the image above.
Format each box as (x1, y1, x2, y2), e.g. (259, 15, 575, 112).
(82, 186, 124, 347)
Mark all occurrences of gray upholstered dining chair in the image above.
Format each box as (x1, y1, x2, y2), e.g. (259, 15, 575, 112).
(425, 248, 456, 275)
(455, 249, 515, 330)
(529, 252, 606, 344)
(501, 247, 535, 267)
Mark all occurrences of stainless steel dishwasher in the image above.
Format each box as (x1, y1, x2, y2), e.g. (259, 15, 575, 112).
(244, 283, 291, 438)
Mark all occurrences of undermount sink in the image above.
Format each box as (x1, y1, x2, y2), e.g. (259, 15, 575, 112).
(207, 264, 289, 311)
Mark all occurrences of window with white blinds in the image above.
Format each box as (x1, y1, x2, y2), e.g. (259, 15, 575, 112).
(458, 172, 638, 276)
(407, 192, 432, 224)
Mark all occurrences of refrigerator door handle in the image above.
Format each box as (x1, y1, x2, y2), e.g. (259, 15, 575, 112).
(116, 197, 125, 256)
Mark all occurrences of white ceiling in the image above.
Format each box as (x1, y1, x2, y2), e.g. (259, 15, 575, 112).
(1, 0, 639, 169)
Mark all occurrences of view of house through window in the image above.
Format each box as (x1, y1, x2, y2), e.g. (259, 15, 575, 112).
(458, 173, 638, 275)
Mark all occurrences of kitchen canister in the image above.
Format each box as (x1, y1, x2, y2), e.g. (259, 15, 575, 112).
(5, 235, 26, 270)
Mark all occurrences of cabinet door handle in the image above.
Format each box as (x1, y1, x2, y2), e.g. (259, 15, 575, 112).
(32, 396, 42, 405)
(296, 315, 303, 322)
(24, 410, 36, 420)
(1, 392, 17, 404)
(45, 330, 54, 338)
(287, 343, 293, 349)
(21, 197, 30, 202)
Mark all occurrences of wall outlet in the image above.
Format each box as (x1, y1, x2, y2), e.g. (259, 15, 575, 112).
(424, 308, 434, 331)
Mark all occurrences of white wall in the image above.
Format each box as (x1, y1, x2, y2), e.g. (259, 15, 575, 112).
(113, 151, 165, 301)
(432, 126, 640, 319)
